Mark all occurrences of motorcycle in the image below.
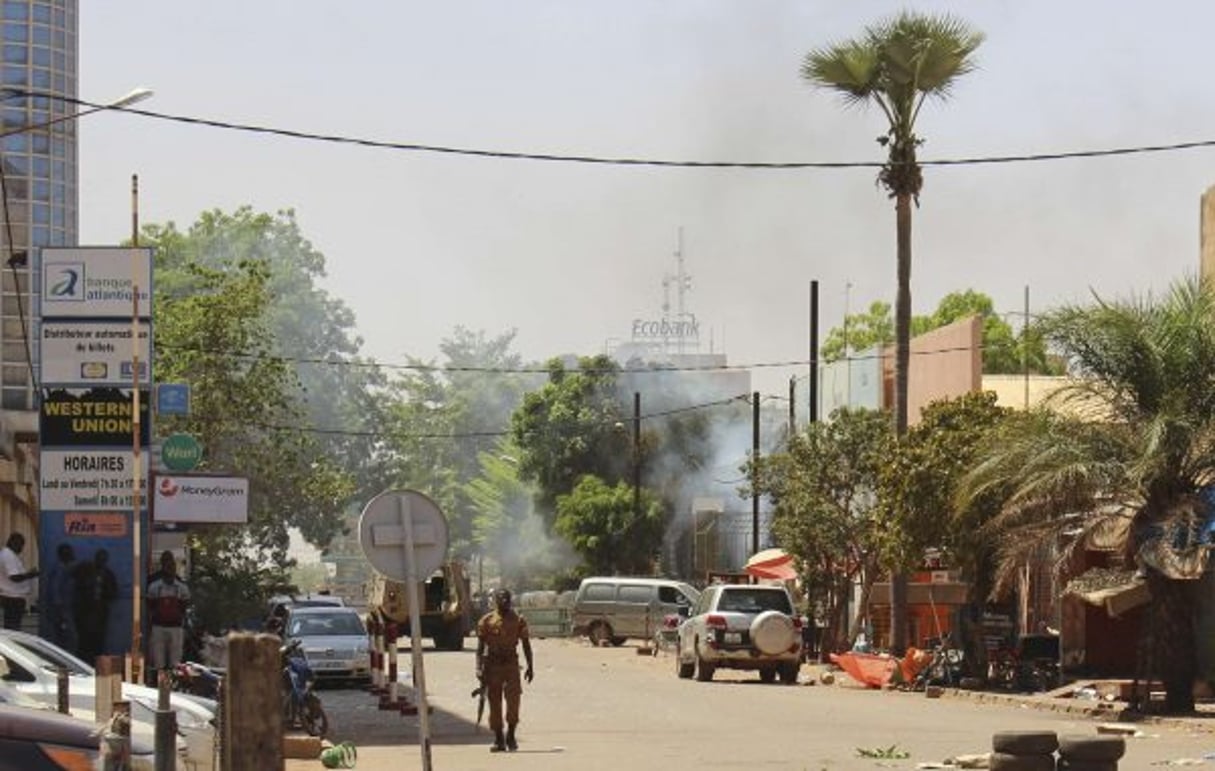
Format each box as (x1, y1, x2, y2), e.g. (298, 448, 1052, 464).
(171, 660, 223, 700)
(282, 638, 329, 737)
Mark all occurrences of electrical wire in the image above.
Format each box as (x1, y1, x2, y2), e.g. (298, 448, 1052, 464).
(19, 90, 1215, 171)
(156, 336, 1038, 375)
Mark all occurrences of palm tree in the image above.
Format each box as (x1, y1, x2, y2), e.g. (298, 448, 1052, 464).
(961, 276, 1215, 713)
(801, 11, 984, 653)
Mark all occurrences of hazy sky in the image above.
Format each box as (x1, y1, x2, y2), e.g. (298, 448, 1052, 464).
(78, 2, 1215, 398)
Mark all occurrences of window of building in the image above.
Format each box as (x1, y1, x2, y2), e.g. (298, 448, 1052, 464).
(3, 3, 29, 22)
(3, 22, 28, 43)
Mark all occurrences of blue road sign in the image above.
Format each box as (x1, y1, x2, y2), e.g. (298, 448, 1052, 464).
(156, 383, 190, 416)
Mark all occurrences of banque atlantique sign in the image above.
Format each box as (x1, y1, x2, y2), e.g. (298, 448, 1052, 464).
(631, 316, 699, 340)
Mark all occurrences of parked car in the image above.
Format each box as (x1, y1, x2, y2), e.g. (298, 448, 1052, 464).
(284, 605, 371, 686)
(570, 577, 699, 646)
(267, 593, 345, 620)
(0, 630, 214, 770)
(0, 702, 156, 770)
(675, 583, 802, 684)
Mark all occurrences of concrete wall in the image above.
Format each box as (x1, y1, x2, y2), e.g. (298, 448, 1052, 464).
(878, 316, 983, 426)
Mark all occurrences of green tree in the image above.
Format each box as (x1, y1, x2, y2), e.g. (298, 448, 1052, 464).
(878, 391, 1011, 667)
(151, 257, 354, 628)
(554, 476, 666, 575)
(821, 301, 895, 363)
(381, 328, 539, 560)
(510, 355, 632, 522)
(142, 207, 392, 509)
(803, 12, 984, 651)
(465, 438, 570, 588)
(823, 290, 1060, 375)
(959, 276, 1215, 713)
(754, 408, 893, 654)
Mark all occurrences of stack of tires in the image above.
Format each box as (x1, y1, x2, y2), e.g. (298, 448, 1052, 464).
(989, 731, 1126, 770)
(1056, 734, 1126, 770)
(991, 731, 1058, 770)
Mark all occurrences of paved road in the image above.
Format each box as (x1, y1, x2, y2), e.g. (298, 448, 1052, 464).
(286, 637, 1215, 770)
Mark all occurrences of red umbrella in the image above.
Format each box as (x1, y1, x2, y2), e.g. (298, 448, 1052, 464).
(744, 548, 797, 581)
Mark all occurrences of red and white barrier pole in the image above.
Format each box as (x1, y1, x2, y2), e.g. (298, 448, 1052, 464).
(380, 622, 399, 709)
(368, 613, 384, 695)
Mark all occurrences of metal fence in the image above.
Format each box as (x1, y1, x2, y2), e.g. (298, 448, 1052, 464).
(517, 607, 573, 638)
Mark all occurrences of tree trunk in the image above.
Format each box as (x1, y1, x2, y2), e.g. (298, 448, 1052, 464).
(1146, 571, 1197, 713)
(889, 191, 913, 655)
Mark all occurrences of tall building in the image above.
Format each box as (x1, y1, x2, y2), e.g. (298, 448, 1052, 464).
(0, 0, 77, 545)
(1, 0, 78, 413)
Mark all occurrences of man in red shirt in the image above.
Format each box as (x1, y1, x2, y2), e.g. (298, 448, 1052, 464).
(146, 551, 190, 676)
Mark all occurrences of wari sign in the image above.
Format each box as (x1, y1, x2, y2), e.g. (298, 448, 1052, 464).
(40, 449, 148, 511)
(40, 387, 150, 446)
(153, 475, 249, 524)
(40, 247, 152, 319)
(41, 321, 151, 385)
(160, 433, 202, 472)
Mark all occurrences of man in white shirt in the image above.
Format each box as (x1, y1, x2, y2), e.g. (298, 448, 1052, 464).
(0, 533, 39, 629)
(146, 551, 190, 676)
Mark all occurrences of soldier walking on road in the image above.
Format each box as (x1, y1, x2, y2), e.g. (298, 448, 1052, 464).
(476, 588, 534, 753)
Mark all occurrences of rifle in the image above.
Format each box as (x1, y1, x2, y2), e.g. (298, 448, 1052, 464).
(471, 679, 486, 725)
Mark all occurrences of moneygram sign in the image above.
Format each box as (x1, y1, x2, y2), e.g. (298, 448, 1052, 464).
(153, 475, 249, 524)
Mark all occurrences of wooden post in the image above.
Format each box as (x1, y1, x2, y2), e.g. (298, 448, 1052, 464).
(96, 655, 124, 725)
(155, 669, 175, 771)
(101, 700, 132, 771)
(223, 633, 283, 771)
(56, 666, 68, 714)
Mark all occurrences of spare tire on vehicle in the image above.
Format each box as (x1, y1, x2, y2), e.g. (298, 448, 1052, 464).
(750, 611, 796, 656)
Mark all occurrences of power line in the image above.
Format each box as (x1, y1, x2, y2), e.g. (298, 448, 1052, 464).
(28, 90, 1215, 171)
(177, 392, 753, 441)
(157, 336, 1040, 376)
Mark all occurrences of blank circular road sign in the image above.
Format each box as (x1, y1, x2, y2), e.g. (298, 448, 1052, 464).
(357, 489, 450, 581)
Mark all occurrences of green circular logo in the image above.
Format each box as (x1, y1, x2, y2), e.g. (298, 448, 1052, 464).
(161, 433, 202, 472)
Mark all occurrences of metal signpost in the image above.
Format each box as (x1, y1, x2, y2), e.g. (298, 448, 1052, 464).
(358, 490, 449, 771)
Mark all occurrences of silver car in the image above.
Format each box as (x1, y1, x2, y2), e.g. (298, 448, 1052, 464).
(285, 605, 371, 685)
(0, 629, 215, 770)
(675, 583, 802, 684)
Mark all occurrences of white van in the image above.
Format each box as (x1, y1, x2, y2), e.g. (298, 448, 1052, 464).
(571, 577, 699, 646)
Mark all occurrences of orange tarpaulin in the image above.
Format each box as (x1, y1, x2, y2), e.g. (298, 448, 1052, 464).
(829, 649, 930, 688)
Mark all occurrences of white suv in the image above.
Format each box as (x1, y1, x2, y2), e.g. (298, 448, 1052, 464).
(675, 583, 802, 684)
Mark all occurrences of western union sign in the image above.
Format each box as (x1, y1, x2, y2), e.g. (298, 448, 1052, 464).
(40, 387, 150, 446)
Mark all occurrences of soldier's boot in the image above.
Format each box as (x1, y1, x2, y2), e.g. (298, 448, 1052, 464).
(506, 724, 518, 752)
(490, 730, 506, 753)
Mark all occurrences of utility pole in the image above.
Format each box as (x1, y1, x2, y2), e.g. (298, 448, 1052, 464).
(130, 174, 143, 686)
(752, 392, 760, 556)
(788, 376, 796, 434)
(809, 281, 819, 423)
(632, 392, 641, 524)
(1023, 285, 1030, 410)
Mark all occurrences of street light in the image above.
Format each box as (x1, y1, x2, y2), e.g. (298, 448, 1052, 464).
(0, 86, 154, 139)
(0, 86, 156, 405)
(0, 87, 154, 686)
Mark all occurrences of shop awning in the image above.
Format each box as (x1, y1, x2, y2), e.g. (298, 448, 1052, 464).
(1064, 567, 1150, 617)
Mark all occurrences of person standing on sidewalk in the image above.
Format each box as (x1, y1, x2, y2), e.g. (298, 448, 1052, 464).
(0, 533, 38, 630)
(146, 551, 190, 678)
(475, 588, 534, 753)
